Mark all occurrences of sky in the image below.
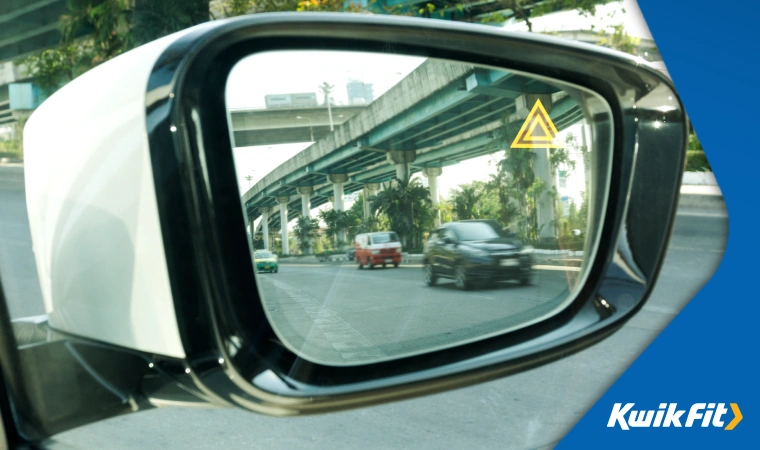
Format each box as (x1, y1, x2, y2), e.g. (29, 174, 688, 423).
(226, 51, 425, 109)
(227, 1, 646, 223)
(227, 51, 425, 200)
(227, 51, 511, 202)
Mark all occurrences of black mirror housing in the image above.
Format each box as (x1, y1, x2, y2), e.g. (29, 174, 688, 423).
(144, 12, 685, 416)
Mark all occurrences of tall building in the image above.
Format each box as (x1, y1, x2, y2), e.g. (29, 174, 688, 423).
(346, 79, 374, 106)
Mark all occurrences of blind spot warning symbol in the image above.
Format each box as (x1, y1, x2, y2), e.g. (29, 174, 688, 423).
(510, 99, 565, 149)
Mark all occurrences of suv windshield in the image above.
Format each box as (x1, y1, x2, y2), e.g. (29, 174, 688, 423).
(370, 232, 399, 244)
(452, 222, 501, 241)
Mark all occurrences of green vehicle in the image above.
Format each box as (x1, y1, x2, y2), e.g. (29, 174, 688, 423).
(253, 250, 278, 273)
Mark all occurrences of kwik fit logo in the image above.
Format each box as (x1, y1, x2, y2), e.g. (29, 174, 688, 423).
(608, 403, 743, 430)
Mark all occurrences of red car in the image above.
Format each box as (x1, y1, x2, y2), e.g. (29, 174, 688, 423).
(355, 231, 403, 269)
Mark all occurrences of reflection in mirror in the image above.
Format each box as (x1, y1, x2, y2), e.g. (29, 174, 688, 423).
(225, 50, 611, 366)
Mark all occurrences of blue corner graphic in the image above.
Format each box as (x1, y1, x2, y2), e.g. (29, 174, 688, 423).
(560, 0, 757, 447)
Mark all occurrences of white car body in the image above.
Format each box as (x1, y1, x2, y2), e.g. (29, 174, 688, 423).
(22, 28, 203, 358)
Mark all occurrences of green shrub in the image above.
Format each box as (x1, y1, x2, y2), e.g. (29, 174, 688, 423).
(685, 150, 711, 172)
(0, 140, 23, 160)
(557, 236, 585, 251)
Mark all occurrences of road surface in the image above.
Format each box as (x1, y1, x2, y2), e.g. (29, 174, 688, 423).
(259, 261, 579, 365)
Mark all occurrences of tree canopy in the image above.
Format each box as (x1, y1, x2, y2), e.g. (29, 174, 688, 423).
(16, 0, 619, 97)
(371, 178, 434, 250)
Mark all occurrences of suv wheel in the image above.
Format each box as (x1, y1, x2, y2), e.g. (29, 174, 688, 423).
(424, 264, 437, 286)
(454, 265, 470, 290)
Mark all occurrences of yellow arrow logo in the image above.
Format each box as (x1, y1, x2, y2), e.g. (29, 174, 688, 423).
(510, 99, 564, 149)
(725, 403, 742, 430)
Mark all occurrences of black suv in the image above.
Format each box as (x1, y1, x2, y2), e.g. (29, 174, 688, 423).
(423, 220, 534, 290)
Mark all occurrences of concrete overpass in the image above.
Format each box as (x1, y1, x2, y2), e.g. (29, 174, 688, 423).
(0, 1, 70, 63)
(0, 81, 11, 126)
(239, 59, 583, 253)
(230, 105, 366, 147)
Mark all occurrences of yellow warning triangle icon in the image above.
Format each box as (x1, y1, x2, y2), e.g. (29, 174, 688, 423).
(510, 99, 564, 149)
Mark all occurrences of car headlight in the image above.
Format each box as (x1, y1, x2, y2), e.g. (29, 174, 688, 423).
(372, 250, 380, 255)
(520, 245, 534, 255)
(469, 248, 489, 258)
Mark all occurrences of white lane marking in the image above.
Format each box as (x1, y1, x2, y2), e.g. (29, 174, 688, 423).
(263, 277, 386, 361)
(282, 263, 584, 271)
(642, 304, 679, 314)
(532, 265, 581, 272)
(676, 209, 727, 218)
(384, 264, 581, 272)
(669, 246, 724, 253)
(278, 263, 331, 267)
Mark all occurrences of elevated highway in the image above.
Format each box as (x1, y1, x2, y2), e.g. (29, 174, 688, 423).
(230, 105, 366, 147)
(237, 58, 583, 252)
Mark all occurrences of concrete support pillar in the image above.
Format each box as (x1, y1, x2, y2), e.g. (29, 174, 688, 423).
(260, 207, 271, 250)
(333, 183, 345, 211)
(387, 150, 416, 183)
(297, 186, 313, 218)
(327, 174, 348, 211)
(363, 189, 370, 219)
(514, 93, 556, 242)
(423, 167, 443, 227)
(363, 183, 380, 219)
(581, 120, 591, 200)
(515, 93, 553, 118)
(395, 164, 409, 182)
(277, 197, 290, 255)
(296, 186, 314, 254)
(533, 148, 556, 243)
(248, 215, 254, 250)
(327, 174, 349, 247)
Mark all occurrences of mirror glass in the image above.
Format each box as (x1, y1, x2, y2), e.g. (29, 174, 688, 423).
(225, 50, 612, 366)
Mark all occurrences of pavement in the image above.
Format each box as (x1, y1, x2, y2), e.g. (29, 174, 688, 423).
(678, 184, 724, 209)
(0, 164, 728, 449)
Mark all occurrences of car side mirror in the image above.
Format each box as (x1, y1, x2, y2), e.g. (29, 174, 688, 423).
(15, 12, 686, 437)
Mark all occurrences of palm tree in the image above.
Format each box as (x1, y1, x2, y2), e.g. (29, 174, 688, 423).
(451, 184, 480, 220)
(495, 147, 545, 244)
(371, 177, 434, 250)
(357, 216, 380, 234)
(293, 216, 320, 254)
(318, 209, 359, 249)
(486, 171, 520, 228)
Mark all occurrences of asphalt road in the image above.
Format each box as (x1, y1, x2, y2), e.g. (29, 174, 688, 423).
(0, 166, 727, 449)
(0, 166, 44, 319)
(259, 262, 577, 365)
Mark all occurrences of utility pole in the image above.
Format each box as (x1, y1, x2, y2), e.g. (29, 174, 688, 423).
(319, 81, 334, 131)
(245, 175, 253, 188)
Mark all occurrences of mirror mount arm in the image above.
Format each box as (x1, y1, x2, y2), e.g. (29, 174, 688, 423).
(1, 318, 184, 441)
